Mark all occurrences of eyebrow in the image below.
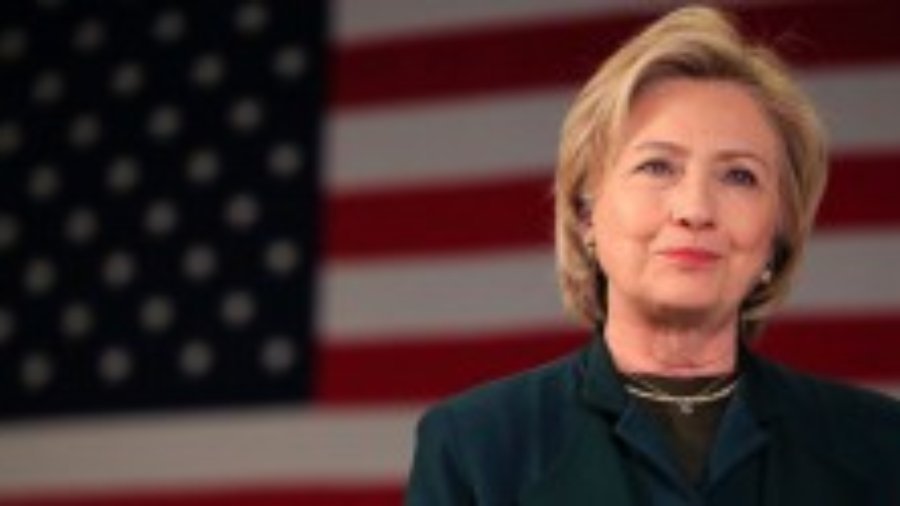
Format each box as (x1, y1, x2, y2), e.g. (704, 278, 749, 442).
(633, 140, 687, 156)
(633, 140, 773, 170)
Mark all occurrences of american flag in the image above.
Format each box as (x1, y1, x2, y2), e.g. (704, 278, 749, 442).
(1, 1, 898, 504)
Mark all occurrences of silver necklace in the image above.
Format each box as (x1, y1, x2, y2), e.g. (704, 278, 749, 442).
(624, 375, 738, 415)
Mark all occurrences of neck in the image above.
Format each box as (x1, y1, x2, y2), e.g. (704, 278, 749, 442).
(603, 299, 738, 377)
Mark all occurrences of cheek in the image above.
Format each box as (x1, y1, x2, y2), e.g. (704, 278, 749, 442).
(726, 199, 779, 260)
(594, 192, 664, 241)
(591, 193, 663, 274)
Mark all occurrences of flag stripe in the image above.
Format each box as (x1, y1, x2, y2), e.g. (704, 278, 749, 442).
(326, 66, 900, 192)
(318, 315, 900, 403)
(325, 152, 900, 260)
(2, 485, 402, 506)
(817, 153, 900, 227)
(319, 325, 582, 403)
(325, 172, 554, 260)
(322, 248, 565, 339)
(334, 0, 664, 44)
(0, 407, 418, 495)
(755, 316, 900, 380)
(321, 232, 900, 339)
(333, 2, 900, 108)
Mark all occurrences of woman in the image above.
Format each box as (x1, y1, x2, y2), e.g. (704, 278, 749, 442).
(406, 5, 900, 506)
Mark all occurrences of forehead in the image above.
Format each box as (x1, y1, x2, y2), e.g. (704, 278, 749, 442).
(618, 77, 781, 159)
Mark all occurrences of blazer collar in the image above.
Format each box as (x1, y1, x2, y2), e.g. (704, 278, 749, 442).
(736, 340, 785, 423)
(577, 327, 629, 414)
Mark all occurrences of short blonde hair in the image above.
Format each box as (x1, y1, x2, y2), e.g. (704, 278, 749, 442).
(555, 5, 828, 338)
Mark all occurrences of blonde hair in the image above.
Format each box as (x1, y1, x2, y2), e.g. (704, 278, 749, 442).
(555, 5, 828, 338)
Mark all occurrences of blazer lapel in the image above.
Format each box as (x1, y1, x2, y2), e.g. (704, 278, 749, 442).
(520, 413, 635, 506)
(521, 335, 636, 506)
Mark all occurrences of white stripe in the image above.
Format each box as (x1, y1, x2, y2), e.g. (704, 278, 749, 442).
(327, 88, 566, 191)
(322, 230, 900, 341)
(788, 230, 900, 314)
(322, 248, 566, 340)
(335, 0, 784, 44)
(875, 383, 900, 400)
(327, 66, 900, 192)
(0, 406, 422, 495)
(335, 0, 648, 44)
(809, 64, 900, 153)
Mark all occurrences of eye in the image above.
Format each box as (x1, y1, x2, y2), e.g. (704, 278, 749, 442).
(635, 159, 674, 177)
(723, 166, 758, 187)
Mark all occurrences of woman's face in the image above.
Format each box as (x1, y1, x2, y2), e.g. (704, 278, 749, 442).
(587, 78, 782, 327)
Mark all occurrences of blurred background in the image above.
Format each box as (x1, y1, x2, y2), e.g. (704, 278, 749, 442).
(0, 0, 898, 504)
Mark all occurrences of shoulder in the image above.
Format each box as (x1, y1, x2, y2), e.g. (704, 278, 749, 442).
(754, 356, 900, 472)
(759, 357, 900, 431)
(410, 347, 588, 500)
(419, 347, 584, 446)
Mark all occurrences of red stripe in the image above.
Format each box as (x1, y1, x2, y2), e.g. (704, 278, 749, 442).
(316, 314, 900, 403)
(324, 172, 553, 260)
(1, 485, 401, 506)
(817, 152, 900, 228)
(755, 315, 900, 381)
(316, 326, 583, 403)
(324, 152, 900, 261)
(333, 2, 900, 109)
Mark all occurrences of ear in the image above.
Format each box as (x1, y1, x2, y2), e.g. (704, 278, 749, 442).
(576, 194, 594, 244)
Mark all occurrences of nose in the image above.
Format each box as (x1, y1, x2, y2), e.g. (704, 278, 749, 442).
(670, 172, 715, 230)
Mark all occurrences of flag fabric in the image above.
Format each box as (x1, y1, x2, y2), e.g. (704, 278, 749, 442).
(1, 1, 899, 505)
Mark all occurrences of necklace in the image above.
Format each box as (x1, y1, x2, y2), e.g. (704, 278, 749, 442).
(623, 374, 738, 415)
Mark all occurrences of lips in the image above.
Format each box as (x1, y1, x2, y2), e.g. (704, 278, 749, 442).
(660, 247, 721, 266)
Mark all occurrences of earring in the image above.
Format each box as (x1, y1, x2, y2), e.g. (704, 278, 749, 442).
(760, 266, 773, 285)
(584, 239, 599, 271)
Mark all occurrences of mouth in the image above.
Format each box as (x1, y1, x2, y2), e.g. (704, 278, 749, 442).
(659, 247, 722, 267)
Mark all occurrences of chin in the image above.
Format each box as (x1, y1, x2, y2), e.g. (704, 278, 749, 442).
(653, 288, 720, 310)
(641, 298, 728, 331)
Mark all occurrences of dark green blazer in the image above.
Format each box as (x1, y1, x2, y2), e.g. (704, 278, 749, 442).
(406, 336, 900, 505)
